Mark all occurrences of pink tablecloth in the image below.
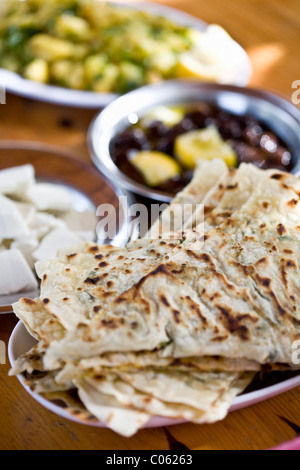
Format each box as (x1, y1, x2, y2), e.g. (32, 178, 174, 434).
(271, 437, 300, 450)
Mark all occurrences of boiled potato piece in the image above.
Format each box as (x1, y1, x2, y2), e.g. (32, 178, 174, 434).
(28, 34, 76, 61)
(51, 61, 85, 89)
(24, 59, 49, 83)
(120, 62, 143, 82)
(131, 151, 181, 187)
(149, 50, 177, 76)
(84, 54, 107, 82)
(0, 55, 19, 73)
(175, 126, 238, 169)
(119, 62, 144, 91)
(55, 14, 91, 39)
(92, 64, 119, 93)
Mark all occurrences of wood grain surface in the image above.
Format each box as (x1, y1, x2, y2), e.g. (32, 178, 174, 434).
(0, 0, 300, 451)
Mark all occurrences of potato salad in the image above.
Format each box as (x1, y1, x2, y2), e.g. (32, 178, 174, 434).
(0, 0, 239, 93)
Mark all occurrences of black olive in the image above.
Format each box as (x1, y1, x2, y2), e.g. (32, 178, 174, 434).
(244, 123, 263, 146)
(112, 128, 150, 153)
(184, 110, 208, 129)
(146, 120, 169, 140)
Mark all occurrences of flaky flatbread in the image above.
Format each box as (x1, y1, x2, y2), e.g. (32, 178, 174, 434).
(10, 161, 300, 436)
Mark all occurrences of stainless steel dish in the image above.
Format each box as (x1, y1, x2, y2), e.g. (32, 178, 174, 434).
(88, 80, 300, 202)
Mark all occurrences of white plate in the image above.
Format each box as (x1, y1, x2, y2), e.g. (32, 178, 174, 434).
(0, 1, 252, 109)
(8, 321, 300, 429)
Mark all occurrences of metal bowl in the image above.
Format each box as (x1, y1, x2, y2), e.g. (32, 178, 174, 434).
(88, 80, 300, 202)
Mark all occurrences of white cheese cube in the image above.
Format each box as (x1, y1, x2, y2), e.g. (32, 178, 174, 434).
(33, 228, 83, 261)
(0, 165, 35, 196)
(0, 249, 38, 295)
(25, 183, 74, 212)
(61, 209, 97, 232)
(11, 239, 39, 270)
(29, 212, 67, 240)
(0, 195, 30, 242)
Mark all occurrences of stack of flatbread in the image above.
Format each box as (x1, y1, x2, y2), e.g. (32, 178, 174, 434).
(10, 160, 300, 436)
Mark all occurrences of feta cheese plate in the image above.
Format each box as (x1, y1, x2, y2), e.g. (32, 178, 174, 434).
(0, 142, 136, 313)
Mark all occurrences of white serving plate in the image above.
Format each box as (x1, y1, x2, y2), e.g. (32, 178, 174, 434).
(0, 2, 252, 109)
(8, 321, 300, 429)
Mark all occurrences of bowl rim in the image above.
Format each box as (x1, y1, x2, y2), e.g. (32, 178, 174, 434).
(88, 80, 300, 202)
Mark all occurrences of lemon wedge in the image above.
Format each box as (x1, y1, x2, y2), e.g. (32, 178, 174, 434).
(131, 151, 181, 187)
(176, 54, 218, 82)
(174, 126, 238, 169)
(176, 25, 240, 83)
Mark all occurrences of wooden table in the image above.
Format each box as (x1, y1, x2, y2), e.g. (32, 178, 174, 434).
(1, 0, 300, 451)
